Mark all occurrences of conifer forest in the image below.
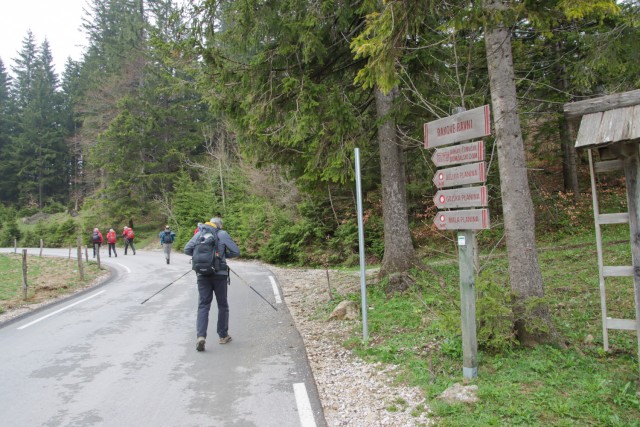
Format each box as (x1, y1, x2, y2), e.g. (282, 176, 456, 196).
(1, 0, 639, 347)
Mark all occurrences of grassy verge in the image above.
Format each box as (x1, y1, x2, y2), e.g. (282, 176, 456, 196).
(0, 253, 107, 315)
(328, 227, 640, 426)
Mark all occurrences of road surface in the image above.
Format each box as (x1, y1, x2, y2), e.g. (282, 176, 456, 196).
(0, 247, 325, 427)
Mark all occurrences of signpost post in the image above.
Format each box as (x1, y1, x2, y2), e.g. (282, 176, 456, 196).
(424, 105, 492, 379)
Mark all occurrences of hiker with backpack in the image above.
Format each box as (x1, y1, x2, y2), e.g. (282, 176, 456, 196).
(184, 217, 240, 352)
(106, 228, 117, 257)
(123, 226, 136, 255)
(91, 228, 103, 258)
(159, 225, 176, 264)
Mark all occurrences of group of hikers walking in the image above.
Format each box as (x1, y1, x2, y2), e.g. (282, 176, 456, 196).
(89, 224, 177, 262)
(88, 217, 241, 353)
(90, 226, 137, 258)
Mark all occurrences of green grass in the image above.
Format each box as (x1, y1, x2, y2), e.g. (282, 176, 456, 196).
(0, 253, 106, 315)
(334, 226, 640, 426)
(0, 254, 38, 303)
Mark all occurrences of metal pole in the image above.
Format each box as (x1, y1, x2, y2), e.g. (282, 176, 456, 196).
(355, 148, 368, 341)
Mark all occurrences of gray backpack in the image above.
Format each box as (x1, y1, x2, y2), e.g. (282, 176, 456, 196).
(191, 230, 220, 276)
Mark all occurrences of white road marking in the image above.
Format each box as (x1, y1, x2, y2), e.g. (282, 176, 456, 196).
(293, 382, 316, 427)
(269, 276, 282, 304)
(116, 263, 131, 273)
(17, 290, 106, 330)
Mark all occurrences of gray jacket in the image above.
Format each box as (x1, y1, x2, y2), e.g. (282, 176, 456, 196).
(183, 224, 240, 275)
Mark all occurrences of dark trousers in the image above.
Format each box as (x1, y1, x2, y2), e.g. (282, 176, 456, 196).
(124, 239, 136, 254)
(108, 243, 117, 257)
(196, 274, 229, 339)
(92, 243, 101, 257)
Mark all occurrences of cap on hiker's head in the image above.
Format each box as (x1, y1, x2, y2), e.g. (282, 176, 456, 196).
(165, 225, 170, 229)
(94, 228, 99, 232)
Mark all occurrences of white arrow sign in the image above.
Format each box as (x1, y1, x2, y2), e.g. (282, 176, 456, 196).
(424, 105, 491, 149)
(432, 162, 486, 189)
(433, 186, 488, 209)
(431, 140, 485, 167)
(433, 209, 490, 230)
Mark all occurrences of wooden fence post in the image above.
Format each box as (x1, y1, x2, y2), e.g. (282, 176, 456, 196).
(14, 237, 17, 253)
(96, 246, 101, 269)
(39, 239, 43, 257)
(21, 249, 28, 299)
(85, 246, 89, 263)
(77, 236, 84, 281)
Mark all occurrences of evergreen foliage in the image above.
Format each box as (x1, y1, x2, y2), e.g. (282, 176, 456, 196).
(0, 0, 638, 272)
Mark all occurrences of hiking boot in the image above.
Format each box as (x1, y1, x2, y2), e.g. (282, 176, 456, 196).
(219, 335, 232, 344)
(196, 337, 206, 351)
(166, 259, 170, 264)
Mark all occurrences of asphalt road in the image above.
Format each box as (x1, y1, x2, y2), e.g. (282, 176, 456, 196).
(0, 247, 325, 427)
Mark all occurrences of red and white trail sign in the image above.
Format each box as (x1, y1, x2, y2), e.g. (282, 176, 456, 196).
(433, 186, 488, 209)
(424, 105, 491, 149)
(431, 140, 485, 167)
(432, 162, 486, 189)
(434, 208, 490, 230)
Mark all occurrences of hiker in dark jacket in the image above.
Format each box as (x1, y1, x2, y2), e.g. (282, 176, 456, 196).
(91, 228, 103, 258)
(159, 225, 176, 264)
(184, 217, 240, 352)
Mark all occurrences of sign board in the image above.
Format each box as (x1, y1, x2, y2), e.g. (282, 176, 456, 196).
(433, 186, 488, 209)
(434, 208, 490, 230)
(432, 140, 485, 167)
(432, 162, 486, 189)
(424, 105, 491, 149)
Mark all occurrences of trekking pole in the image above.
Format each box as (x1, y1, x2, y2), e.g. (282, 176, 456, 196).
(228, 267, 278, 311)
(141, 269, 192, 304)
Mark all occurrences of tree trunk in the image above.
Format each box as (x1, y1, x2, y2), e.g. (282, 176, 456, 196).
(560, 116, 579, 194)
(484, 0, 556, 345)
(556, 41, 580, 195)
(375, 86, 416, 279)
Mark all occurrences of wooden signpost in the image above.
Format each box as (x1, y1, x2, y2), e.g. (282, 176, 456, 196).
(433, 186, 488, 210)
(425, 105, 492, 379)
(424, 105, 491, 149)
(432, 140, 485, 167)
(432, 162, 487, 189)
(433, 208, 490, 230)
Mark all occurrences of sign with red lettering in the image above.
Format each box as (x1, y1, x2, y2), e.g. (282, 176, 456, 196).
(433, 208, 490, 230)
(432, 162, 486, 189)
(424, 105, 491, 149)
(433, 186, 488, 209)
(432, 140, 485, 167)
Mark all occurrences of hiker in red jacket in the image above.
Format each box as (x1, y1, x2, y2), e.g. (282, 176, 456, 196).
(106, 228, 117, 257)
(123, 226, 136, 255)
(91, 228, 103, 258)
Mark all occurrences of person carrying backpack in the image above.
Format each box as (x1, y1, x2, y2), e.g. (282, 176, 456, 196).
(184, 217, 240, 352)
(91, 228, 103, 258)
(123, 226, 136, 255)
(159, 225, 176, 264)
(106, 228, 117, 257)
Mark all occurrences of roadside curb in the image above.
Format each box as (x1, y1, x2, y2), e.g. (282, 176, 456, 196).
(0, 262, 116, 330)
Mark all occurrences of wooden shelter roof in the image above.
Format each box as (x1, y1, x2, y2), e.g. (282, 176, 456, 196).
(563, 89, 640, 149)
(574, 105, 640, 149)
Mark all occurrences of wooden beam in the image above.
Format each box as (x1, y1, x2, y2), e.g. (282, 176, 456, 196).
(564, 89, 640, 119)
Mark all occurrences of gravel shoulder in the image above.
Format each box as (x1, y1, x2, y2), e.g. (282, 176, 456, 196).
(268, 264, 431, 427)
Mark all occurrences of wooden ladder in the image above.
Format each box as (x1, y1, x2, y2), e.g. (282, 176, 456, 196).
(588, 148, 640, 352)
